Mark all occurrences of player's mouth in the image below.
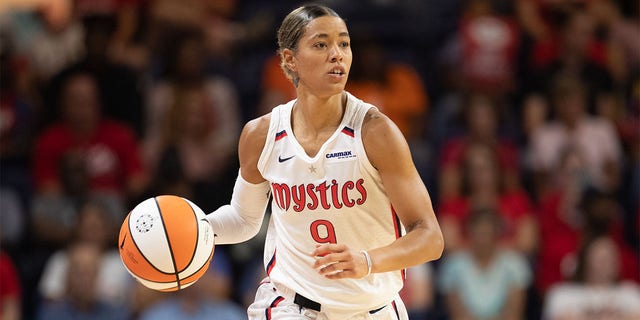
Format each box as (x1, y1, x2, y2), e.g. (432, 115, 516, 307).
(327, 66, 346, 79)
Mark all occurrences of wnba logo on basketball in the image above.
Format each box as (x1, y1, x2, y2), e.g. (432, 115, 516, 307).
(271, 178, 367, 212)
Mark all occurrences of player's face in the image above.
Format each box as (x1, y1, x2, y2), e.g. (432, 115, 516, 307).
(287, 16, 352, 97)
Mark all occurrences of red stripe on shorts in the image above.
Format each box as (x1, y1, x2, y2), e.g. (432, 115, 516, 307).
(266, 250, 277, 276)
(265, 296, 285, 320)
(392, 300, 400, 319)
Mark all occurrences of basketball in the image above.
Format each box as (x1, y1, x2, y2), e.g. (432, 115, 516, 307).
(118, 195, 215, 291)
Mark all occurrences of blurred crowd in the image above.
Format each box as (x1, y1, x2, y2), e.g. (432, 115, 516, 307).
(0, 0, 638, 319)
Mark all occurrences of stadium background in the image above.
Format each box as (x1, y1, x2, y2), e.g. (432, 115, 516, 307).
(0, 0, 638, 319)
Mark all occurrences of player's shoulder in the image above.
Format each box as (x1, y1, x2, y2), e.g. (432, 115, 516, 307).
(238, 113, 272, 158)
(359, 106, 412, 169)
(362, 108, 394, 131)
(242, 113, 271, 140)
(361, 108, 404, 146)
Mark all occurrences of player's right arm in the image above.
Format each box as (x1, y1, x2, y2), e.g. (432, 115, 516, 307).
(237, 115, 270, 183)
(206, 114, 271, 244)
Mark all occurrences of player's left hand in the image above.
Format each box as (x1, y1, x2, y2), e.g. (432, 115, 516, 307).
(310, 244, 369, 279)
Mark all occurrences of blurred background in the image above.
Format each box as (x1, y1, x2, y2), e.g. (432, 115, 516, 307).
(0, 0, 638, 319)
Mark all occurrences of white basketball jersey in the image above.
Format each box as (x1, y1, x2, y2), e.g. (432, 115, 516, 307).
(257, 92, 405, 313)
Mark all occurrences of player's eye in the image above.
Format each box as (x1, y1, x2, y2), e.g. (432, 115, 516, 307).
(314, 42, 327, 49)
(339, 41, 350, 48)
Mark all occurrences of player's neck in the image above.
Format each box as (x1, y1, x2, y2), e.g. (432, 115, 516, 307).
(293, 91, 346, 132)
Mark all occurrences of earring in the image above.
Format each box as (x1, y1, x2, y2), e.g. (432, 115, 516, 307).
(293, 76, 299, 88)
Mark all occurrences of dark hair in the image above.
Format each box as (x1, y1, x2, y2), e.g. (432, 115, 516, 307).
(276, 4, 341, 80)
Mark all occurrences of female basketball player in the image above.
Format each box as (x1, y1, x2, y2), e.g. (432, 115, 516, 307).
(206, 5, 443, 319)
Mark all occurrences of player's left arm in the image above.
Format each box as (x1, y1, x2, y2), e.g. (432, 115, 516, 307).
(360, 109, 444, 271)
(312, 109, 443, 278)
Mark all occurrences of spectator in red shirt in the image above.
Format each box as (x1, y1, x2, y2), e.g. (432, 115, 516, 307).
(543, 235, 640, 319)
(439, 92, 521, 201)
(536, 147, 638, 295)
(33, 71, 146, 198)
(437, 0, 520, 97)
(32, 71, 147, 245)
(0, 251, 21, 320)
(458, 0, 520, 95)
(587, 0, 640, 85)
(526, 8, 613, 107)
(439, 142, 538, 257)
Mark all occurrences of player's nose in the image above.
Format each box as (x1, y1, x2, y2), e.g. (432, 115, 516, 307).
(329, 45, 343, 62)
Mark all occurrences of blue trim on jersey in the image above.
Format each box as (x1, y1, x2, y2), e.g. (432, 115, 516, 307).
(341, 126, 355, 137)
(275, 130, 287, 141)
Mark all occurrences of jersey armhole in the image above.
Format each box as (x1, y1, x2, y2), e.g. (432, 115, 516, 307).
(353, 103, 381, 180)
(257, 104, 285, 175)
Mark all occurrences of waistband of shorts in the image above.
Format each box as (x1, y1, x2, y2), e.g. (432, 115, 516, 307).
(270, 280, 388, 314)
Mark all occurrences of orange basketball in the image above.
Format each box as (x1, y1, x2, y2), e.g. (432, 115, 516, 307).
(118, 195, 215, 291)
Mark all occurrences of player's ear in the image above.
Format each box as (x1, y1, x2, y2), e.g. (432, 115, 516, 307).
(282, 48, 297, 73)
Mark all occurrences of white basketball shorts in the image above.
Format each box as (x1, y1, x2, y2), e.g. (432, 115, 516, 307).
(247, 278, 409, 320)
